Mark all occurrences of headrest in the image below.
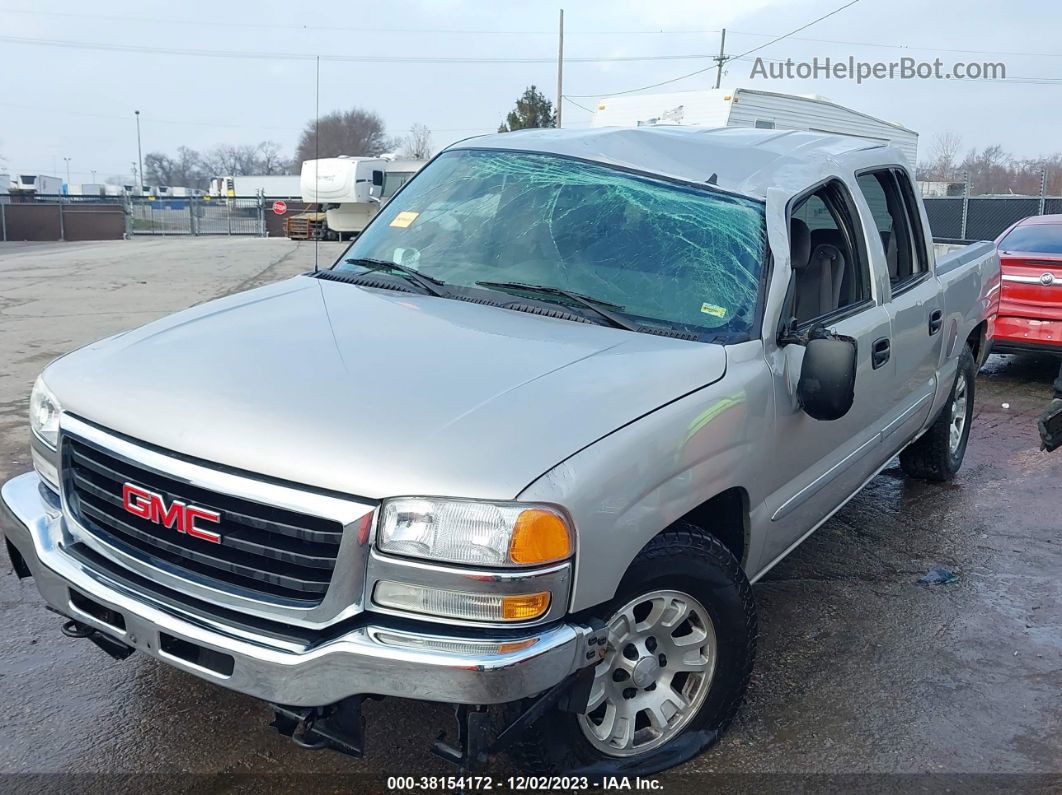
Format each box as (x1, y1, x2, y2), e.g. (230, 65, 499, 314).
(789, 218, 811, 271)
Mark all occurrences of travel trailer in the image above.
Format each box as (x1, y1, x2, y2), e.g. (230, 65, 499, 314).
(300, 156, 388, 238)
(592, 87, 918, 165)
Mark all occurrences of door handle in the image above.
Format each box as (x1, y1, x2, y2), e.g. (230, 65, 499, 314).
(872, 337, 891, 369)
(929, 309, 943, 336)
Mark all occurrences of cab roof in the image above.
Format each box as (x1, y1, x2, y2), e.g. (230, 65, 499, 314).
(450, 126, 901, 201)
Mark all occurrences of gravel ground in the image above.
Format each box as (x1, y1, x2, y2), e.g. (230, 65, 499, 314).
(0, 239, 1058, 792)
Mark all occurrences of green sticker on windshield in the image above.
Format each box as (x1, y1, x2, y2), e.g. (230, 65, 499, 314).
(700, 303, 727, 318)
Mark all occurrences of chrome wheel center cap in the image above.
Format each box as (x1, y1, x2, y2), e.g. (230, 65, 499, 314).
(631, 656, 660, 689)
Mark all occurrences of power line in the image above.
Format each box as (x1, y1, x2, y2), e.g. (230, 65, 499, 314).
(568, 0, 864, 98)
(0, 34, 720, 64)
(7, 7, 1061, 60)
(562, 96, 596, 114)
(726, 29, 1062, 59)
(727, 0, 863, 61)
(2, 6, 717, 36)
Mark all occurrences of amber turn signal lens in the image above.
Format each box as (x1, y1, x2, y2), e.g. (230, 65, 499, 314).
(508, 509, 573, 565)
(500, 592, 551, 621)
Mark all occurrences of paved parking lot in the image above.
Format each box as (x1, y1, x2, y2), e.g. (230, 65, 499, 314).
(1, 239, 1059, 789)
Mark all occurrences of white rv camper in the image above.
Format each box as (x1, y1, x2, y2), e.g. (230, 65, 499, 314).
(381, 159, 426, 200)
(592, 87, 918, 166)
(300, 157, 388, 238)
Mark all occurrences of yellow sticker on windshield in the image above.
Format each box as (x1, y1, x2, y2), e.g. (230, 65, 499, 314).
(700, 303, 727, 318)
(390, 211, 419, 228)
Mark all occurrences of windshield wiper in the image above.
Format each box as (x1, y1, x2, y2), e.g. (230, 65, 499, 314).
(476, 280, 640, 332)
(344, 258, 448, 297)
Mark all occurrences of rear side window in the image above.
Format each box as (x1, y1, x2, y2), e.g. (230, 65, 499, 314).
(856, 169, 928, 289)
(999, 224, 1062, 254)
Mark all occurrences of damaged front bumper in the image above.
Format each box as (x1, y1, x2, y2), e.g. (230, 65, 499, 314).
(1, 471, 603, 708)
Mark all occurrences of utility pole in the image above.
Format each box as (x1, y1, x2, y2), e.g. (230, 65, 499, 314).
(713, 28, 727, 90)
(63, 157, 71, 187)
(556, 9, 564, 128)
(134, 110, 144, 190)
(91, 169, 97, 183)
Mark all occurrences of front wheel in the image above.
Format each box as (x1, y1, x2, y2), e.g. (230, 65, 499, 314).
(506, 524, 756, 775)
(900, 345, 976, 482)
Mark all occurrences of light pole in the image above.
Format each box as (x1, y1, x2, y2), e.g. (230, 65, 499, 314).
(91, 170, 97, 183)
(134, 110, 144, 191)
(63, 157, 71, 189)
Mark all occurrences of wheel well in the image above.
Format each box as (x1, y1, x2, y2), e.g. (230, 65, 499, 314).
(675, 487, 749, 566)
(967, 321, 988, 365)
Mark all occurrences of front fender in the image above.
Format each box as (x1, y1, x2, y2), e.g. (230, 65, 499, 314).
(518, 346, 773, 612)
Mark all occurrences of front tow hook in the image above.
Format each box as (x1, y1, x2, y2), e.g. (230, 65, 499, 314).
(60, 618, 136, 661)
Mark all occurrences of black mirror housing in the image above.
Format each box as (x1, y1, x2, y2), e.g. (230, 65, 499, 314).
(797, 331, 857, 421)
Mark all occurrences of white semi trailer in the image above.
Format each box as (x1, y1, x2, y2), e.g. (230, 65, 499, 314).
(13, 174, 63, 196)
(209, 175, 302, 198)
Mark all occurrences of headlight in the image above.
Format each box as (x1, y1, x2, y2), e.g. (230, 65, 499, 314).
(30, 376, 61, 450)
(377, 497, 573, 567)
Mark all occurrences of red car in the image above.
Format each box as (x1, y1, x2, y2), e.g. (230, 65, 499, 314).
(990, 214, 1062, 356)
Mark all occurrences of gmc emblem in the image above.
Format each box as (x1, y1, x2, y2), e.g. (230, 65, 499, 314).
(122, 482, 222, 543)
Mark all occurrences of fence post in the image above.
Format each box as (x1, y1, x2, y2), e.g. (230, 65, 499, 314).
(58, 200, 65, 241)
(1039, 169, 1047, 217)
(1, 202, 5, 242)
(189, 198, 197, 236)
(960, 170, 969, 241)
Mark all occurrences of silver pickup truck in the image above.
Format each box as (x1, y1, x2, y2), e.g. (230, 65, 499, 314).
(2, 127, 999, 775)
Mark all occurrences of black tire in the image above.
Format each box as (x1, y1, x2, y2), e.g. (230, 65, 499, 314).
(505, 523, 756, 776)
(899, 344, 976, 482)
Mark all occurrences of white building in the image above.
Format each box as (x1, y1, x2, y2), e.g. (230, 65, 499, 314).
(592, 87, 918, 167)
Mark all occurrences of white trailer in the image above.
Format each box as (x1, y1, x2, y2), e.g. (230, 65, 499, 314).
(300, 157, 388, 238)
(68, 183, 107, 197)
(13, 174, 63, 196)
(210, 175, 301, 198)
(592, 87, 918, 166)
(382, 158, 427, 200)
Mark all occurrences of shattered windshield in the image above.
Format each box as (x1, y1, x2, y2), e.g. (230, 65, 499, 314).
(334, 149, 767, 338)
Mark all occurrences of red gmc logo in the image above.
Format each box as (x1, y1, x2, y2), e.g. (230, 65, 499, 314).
(122, 482, 222, 544)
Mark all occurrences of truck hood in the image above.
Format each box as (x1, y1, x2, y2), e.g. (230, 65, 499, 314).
(45, 277, 728, 500)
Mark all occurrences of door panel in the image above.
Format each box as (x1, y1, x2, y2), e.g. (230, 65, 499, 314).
(761, 304, 893, 564)
(883, 277, 942, 448)
(855, 168, 943, 450)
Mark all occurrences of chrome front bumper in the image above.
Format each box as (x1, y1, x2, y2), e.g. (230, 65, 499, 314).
(1, 472, 599, 706)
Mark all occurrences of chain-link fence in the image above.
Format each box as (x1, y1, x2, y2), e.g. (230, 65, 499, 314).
(923, 195, 1062, 241)
(127, 196, 265, 236)
(0, 193, 281, 239)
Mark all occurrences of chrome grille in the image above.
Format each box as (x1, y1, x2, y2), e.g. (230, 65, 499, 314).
(63, 435, 344, 605)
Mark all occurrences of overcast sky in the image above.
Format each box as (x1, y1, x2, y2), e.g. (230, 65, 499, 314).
(1, 0, 1058, 183)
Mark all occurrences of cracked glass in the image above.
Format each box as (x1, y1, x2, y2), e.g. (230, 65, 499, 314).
(336, 149, 767, 338)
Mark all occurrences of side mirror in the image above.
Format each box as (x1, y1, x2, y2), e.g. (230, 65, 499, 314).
(797, 329, 857, 421)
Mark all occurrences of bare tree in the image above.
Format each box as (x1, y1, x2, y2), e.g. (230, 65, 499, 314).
(143, 141, 294, 188)
(402, 123, 433, 160)
(294, 108, 397, 166)
(931, 131, 962, 181)
(256, 141, 291, 174)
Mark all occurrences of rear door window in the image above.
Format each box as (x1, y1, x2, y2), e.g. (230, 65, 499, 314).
(856, 169, 928, 290)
